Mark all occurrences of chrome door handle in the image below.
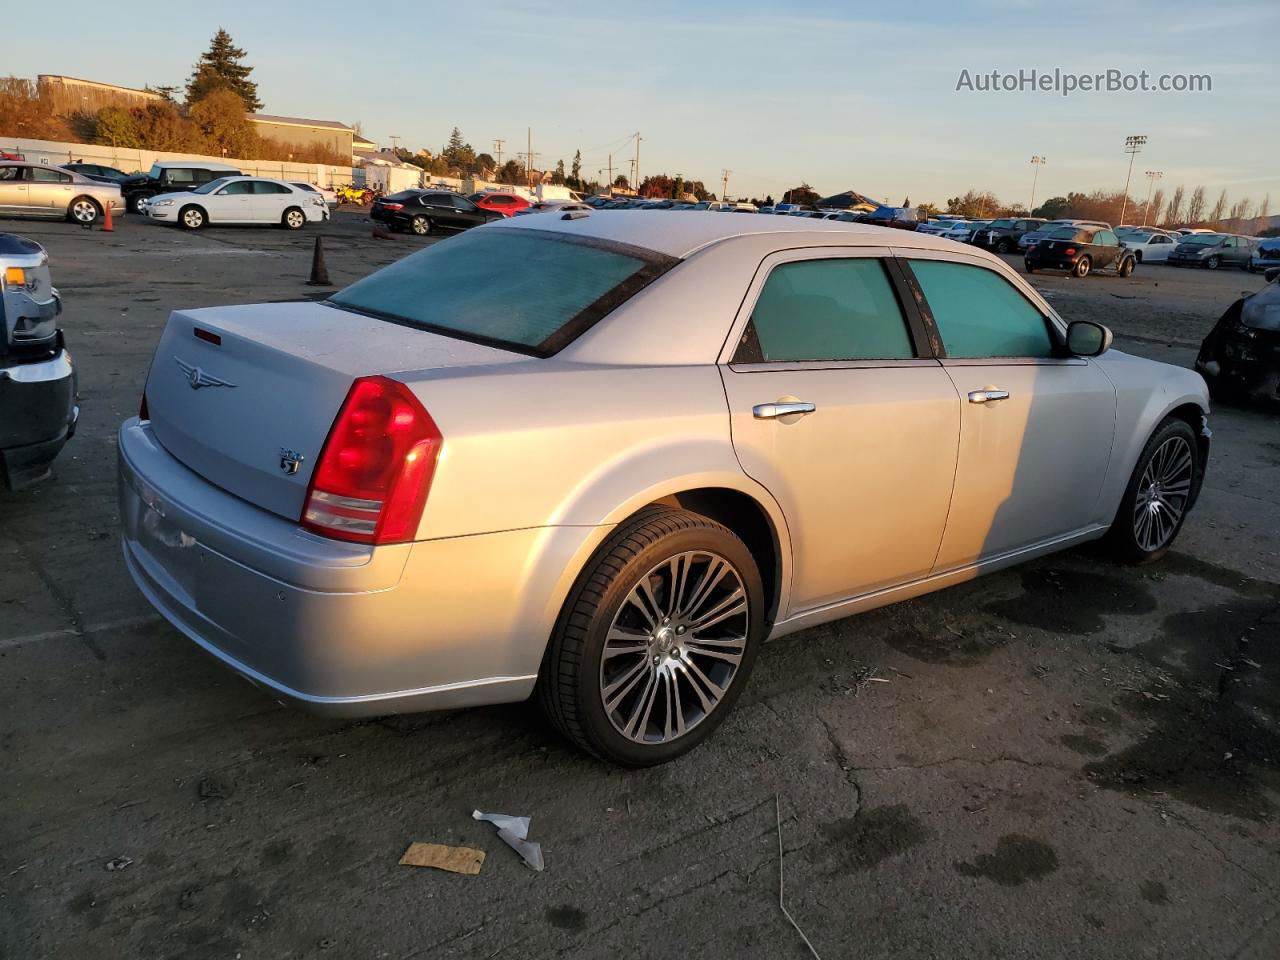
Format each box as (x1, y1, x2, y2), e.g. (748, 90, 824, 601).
(753, 401, 816, 419)
(968, 389, 1010, 404)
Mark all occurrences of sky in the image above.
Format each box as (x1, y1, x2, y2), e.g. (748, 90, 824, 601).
(12, 0, 1279, 208)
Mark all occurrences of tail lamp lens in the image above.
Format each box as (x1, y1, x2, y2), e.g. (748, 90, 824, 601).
(1065, 247, 1077, 257)
(301, 376, 442, 545)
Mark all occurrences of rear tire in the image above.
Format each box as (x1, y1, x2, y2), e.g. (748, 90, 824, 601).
(537, 507, 764, 766)
(1106, 417, 1199, 564)
(68, 196, 100, 225)
(996, 239, 1011, 254)
(1024, 262, 1036, 273)
(1073, 256, 1092, 278)
(179, 205, 205, 230)
(127, 193, 148, 214)
(410, 215, 432, 235)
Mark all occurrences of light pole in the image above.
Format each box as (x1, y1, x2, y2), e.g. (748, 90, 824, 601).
(1029, 156, 1046, 213)
(1141, 170, 1164, 227)
(1118, 134, 1147, 226)
(389, 135, 400, 154)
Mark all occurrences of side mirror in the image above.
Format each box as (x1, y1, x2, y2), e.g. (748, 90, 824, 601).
(1066, 320, 1112, 357)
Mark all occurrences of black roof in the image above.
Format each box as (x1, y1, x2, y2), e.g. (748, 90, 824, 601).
(0, 233, 43, 256)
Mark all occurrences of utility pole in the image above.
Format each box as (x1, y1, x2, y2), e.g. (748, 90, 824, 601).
(527, 127, 532, 189)
(721, 169, 731, 201)
(493, 138, 504, 170)
(389, 135, 401, 155)
(1029, 155, 1046, 213)
(607, 154, 613, 192)
(1141, 170, 1164, 226)
(634, 132, 641, 193)
(1118, 134, 1147, 226)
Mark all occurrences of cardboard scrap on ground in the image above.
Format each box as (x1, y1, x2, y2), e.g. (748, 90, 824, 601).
(399, 842, 485, 876)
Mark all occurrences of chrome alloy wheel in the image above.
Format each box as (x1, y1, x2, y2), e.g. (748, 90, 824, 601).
(71, 198, 98, 223)
(1133, 435, 1194, 552)
(599, 550, 749, 744)
(286, 209, 305, 228)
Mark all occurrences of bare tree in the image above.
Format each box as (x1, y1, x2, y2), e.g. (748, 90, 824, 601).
(1227, 197, 1253, 230)
(1165, 185, 1185, 225)
(1208, 188, 1228, 223)
(1256, 193, 1272, 233)
(1148, 188, 1165, 226)
(1186, 186, 1206, 223)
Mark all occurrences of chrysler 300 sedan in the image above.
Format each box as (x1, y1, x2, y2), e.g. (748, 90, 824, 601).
(118, 213, 1210, 765)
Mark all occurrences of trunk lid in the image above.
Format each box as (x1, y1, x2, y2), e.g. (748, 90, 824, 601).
(145, 300, 524, 521)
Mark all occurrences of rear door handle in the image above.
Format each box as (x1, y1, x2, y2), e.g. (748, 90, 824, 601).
(968, 389, 1010, 403)
(753, 401, 816, 419)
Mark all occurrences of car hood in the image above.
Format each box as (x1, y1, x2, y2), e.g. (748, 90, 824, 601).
(1242, 282, 1280, 331)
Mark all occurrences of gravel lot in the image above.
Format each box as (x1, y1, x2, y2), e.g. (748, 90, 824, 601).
(2, 213, 1278, 960)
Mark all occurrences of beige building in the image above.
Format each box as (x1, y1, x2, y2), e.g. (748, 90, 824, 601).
(37, 75, 164, 114)
(247, 114, 355, 158)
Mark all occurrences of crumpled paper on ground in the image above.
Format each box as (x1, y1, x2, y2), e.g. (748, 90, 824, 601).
(473, 809, 545, 871)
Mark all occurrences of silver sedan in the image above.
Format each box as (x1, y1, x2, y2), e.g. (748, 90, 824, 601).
(118, 213, 1210, 765)
(0, 161, 123, 225)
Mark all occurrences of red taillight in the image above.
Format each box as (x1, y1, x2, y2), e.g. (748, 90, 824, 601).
(1065, 247, 1077, 257)
(301, 376, 442, 545)
(383, 202, 404, 212)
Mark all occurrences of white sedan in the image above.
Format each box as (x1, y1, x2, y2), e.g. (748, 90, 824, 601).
(143, 176, 328, 230)
(1120, 230, 1179, 264)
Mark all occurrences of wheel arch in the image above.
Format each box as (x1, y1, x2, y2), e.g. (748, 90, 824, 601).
(179, 202, 207, 225)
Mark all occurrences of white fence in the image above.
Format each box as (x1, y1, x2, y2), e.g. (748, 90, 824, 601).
(0, 137, 354, 189)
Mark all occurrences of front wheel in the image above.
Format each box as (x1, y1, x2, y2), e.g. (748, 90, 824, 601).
(996, 239, 1011, 254)
(538, 508, 764, 766)
(410, 215, 431, 235)
(1107, 417, 1199, 563)
(127, 193, 148, 214)
(1073, 256, 1092, 278)
(1207, 255, 1221, 270)
(282, 206, 306, 230)
(1134, 250, 1143, 263)
(179, 205, 205, 230)
(1118, 256, 1135, 278)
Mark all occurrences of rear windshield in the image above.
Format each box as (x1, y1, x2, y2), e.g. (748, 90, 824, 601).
(328, 228, 677, 356)
(1047, 227, 1087, 240)
(384, 190, 420, 202)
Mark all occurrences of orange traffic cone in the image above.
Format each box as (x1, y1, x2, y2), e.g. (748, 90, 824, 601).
(101, 200, 114, 233)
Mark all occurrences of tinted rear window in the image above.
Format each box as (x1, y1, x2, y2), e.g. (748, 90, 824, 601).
(1047, 227, 1087, 241)
(329, 228, 678, 356)
(384, 190, 421, 202)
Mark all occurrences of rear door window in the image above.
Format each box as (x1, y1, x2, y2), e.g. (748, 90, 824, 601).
(329, 228, 677, 355)
(734, 259, 914, 362)
(908, 260, 1054, 358)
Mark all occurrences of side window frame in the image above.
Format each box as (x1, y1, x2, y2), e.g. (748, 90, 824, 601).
(721, 246, 936, 369)
(895, 251, 1077, 366)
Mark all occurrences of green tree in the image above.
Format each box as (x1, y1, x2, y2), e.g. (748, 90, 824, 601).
(93, 106, 143, 147)
(639, 174, 673, 198)
(189, 87, 258, 157)
(570, 150, 582, 187)
(135, 101, 202, 152)
(613, 174, 630, 189)
(1029, 199, 1070, 221)
(497, 159, 524, 184)
(783, 184, 820, 206)
(671, 174, 685, 200)
(186, 29, 262, 111)
(474, 153, 496, 176)
(551, 158, 566, 185)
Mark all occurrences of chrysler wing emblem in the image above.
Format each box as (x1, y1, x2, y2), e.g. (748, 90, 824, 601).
(175, 356, 236, 390)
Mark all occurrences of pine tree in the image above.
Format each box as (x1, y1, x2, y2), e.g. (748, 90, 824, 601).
(570, 150, 582, 186)
(186, 29, 262, 111)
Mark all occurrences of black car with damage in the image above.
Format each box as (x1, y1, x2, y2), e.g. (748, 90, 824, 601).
(1024, 225, 1135, 278)
(0, 233, 78, 490)
(1196, 267, 1280, 402)
(369, 190, 505, 235)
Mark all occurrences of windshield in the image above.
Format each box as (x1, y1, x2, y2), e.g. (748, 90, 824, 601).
(329, 228, 677, 356)
(147, 163, 163, 179)
(1182, 235, 1224, 246)
(193, 178, 232, 195)
(987, 219, 1015, 229)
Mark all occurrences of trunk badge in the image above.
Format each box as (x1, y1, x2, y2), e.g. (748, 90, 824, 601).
(279, 449, 305, 475)
(175, 356, 236, 390)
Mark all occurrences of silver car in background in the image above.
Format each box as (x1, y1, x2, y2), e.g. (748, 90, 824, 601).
(119, 212, 1210, 765)
(0, 161, 123, 226)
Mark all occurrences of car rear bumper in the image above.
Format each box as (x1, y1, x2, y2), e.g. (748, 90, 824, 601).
(0, 348, 78, 490)
(117, 418, 595, 716)
(1024, 255, 1078, 271)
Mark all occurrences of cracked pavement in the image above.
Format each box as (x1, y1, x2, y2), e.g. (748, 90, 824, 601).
(2, 217, 1278, 959)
